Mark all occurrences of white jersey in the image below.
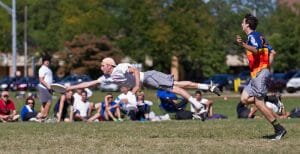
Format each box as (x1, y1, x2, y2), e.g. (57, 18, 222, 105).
(97, 63, 144, 88)
(73, 99, 90, 117)
(38, 65, 53, 89)
(115, 91, 137, 109)
(190, 98, 209, 113)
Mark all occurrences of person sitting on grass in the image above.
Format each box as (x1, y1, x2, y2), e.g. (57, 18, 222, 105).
(54, 90, 75, 122)
(0, 90, 20, 122)
(20, 96, 44, 122)
(115, 86, 138, 120)
(246, 93, 290, 119)
(102, 93, 123, 122)
(73, 90, 94, 121)
(135, 91, 152, 121)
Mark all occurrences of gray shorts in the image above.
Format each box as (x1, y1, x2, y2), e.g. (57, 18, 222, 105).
(143, 70, 174, 91)
(244, 69, 271, 99)
(38, 85, 52, 104)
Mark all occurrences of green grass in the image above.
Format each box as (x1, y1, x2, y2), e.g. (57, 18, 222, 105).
(1, 90, 300, 153)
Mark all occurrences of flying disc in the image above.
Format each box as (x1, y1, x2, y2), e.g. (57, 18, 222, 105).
(50, 83, 66, 93)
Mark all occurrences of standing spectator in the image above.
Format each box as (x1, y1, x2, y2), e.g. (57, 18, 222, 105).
(236, 14, 286, 140)
(54, 90, 75, 122)
(38, 55, 53, 118)
(102, 94, 122, 122)
(20, 97, 43, 122)
(0, 91, 20, 122)
(115, 86, 138, 120)
(73, 90, 94, 121)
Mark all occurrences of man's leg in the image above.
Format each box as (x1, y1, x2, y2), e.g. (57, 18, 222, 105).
(171, 86, 204, 110)
(41, 101, 51, 118)
(174, 81, 221, 96)
(240, 89, 255, 105)
(254, 97, 286, 140)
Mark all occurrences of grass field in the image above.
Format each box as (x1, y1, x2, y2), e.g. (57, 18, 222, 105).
(1, 89, 300, 153)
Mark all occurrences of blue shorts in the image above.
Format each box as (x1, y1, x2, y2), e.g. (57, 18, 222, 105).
(244, 69, 271, 99)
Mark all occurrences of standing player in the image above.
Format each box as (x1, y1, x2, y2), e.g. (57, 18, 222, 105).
(236, 14, 286, 140)
(38, 55, 53, 118)
(67, 57, 221, 113)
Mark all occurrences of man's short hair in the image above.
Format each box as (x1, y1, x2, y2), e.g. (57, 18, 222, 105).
(101, 57, 116, 66)
(244, 13, 258, 30)
(195, 90, 202, 95)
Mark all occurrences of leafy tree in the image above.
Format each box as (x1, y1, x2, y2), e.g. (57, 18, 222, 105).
(53, 34, 123, 79)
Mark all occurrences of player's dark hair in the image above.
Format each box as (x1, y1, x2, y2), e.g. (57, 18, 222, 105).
(244, 13, 258, 30)
(195, 90, 202, 95)
(42, 54, 51, 62)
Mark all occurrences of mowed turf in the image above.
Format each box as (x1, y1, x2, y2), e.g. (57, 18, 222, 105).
(1, 90, 300, 153)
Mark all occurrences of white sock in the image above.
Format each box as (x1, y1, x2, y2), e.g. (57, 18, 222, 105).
(188, 96, 204, 110)
(197, 83, 209, 90)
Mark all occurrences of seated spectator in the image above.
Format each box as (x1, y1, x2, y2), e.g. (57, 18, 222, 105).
(236, 101, 257, 119)
(192, 90, 214, 117)
(101, 93, 122, 122)
(0, 91, 20, 122)
(20, 97, 43, 122)
(54, 90, 75, 122)
(238, 93, 290, 119)
(73, 90, 94, 121)
(264, 93, 290, 119)
(156, 90, 188, 113)
(115, 86, 138, 120)
(136, 91, 152, 121)
(73, 88, 93, 102)
(191, 90, 227, 120)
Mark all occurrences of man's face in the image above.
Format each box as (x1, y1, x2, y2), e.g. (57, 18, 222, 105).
(241, 18, 248, 32)
(1, 91, 9, 102)
(120, 86, 129, 93)
(81, 92, 87, 101)
(66, 90, 73, 99)
(195, 93, 202, 101)
(100, 64, 112, 74)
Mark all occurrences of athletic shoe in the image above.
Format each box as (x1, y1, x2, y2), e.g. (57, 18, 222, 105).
(209, 81, 221, 96)
(271, 128, 287, 140)
(118, 118, 124, 122)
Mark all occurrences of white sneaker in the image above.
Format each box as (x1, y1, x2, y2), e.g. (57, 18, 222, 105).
(209, 81, 221, 96)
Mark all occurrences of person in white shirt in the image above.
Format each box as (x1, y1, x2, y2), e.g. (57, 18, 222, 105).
(67, 57, 220, 114)
(37, 55, 53, 118)
(73, 90, 94, 121)
(115, 86, 138, 120)
(191, 90, 214, 118)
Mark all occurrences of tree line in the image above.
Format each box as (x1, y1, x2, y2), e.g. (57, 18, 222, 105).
(0, 0, 299, 79)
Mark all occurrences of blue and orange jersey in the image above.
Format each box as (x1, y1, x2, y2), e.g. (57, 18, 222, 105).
(246, 31, 270, 78)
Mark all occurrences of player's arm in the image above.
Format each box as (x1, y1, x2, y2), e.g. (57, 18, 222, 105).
(69, 105, 74, 122)
(57, 95, 66, 122)
(236, 35, 258, 53)
(248, 105, 258, 118)
(67, 80, 100, 91)
(128, 66, 140, 94)
(39, 76, 51, 89)
(269, 49, 276, 66)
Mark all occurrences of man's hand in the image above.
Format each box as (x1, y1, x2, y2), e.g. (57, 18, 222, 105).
(131, 86, 140, 94)
(236, 35, 245, 46)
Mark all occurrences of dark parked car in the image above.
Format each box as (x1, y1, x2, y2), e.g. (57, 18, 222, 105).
(204, 74, 235, 91)
(26, 77, 39, 91)
(10, 77, 28, 91)
(0, 76, 13, 91)
(58, 74, 92, 86)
